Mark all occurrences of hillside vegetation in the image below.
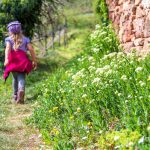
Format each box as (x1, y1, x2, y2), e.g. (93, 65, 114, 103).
(29, 24, 150, 149)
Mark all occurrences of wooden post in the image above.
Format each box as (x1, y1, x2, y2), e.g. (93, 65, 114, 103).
(58, 26, 61, 46)
(52, 31, 55, 49)
(64, 18, 67, 46)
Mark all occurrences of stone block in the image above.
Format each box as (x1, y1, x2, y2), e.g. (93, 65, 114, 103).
(134, 38, 144, 46)
(132, 6, 137, 15)
(133, 18, 145, 38)
(114, 15, 120, 26)
(136, 6, 145, 18)
(118, 28, 124, 41)
(129, 15, 136, 21)
(144, 12, 150, 37)
(120, 14, 126, 26)
(109, 12, 115, 21)
(141, 0, 150, 9)
(123, 1, 130, 11)
(135, 0, 141, 6)
(122, 42, 134, 52)
(143, 38, 150, 50)
(122, 31, 134, 43)
(118, 0, 124, 5)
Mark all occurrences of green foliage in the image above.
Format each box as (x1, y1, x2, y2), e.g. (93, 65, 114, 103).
(93, 0, 109, 24)
(98, 129, 141, 149)
(29, 24, 150, 148)
(90, 24, 120, 55)
(0, 40, 4, 74)
(0, 0, 42, 37)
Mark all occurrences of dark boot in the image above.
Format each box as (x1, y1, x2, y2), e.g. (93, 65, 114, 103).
(12, 94, 17, 104)
(16, 90, 24, 104)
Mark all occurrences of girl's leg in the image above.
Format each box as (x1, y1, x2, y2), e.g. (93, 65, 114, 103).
(12, 72, 18, 101)
(17, 72, 26, 103)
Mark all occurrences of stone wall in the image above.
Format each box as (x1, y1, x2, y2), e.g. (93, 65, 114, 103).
(106, 0, 150, 54)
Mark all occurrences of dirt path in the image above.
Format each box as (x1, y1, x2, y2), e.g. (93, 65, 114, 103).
(0, 102, 49, 150)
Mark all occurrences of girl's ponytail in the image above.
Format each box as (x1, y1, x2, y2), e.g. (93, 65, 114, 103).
(11, 33, 23, 50)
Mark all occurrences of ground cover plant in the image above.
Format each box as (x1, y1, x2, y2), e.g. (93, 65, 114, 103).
(29, 24, 150, 149)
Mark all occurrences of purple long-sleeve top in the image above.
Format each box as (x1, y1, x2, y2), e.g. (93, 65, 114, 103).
(5, 36, 30, 52)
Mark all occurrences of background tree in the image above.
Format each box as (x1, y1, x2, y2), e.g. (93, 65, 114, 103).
(0, 0, 43, 38)
(0, 0, 69, 39)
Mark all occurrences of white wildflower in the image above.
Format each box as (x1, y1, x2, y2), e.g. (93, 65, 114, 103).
(105, 69, 113, 76)
(115, 91, 118, 95)
(77, 107, 81, 112)
(117, 52, 124, 58)
(114, 64, 118, 69)
(105, 83, 109, 87)
(99, 130, 103, 134)
(118, 93, 122, 97)
(102, 54, 108, 60)
(88, 56, 94, 61)
(88, 66, 95, 72)
(97, 90, 100, 93)
(139, 81, 145, 87)
(77, 58, 82, 62)
(92, 47, 99, 53)
(96, 68, 104, 74)
(91, 62, 95, 66)
(128, 95, 132, 99)
(115, 145, 121, 149)
(147, 126, 150, 131)
(103, 65, 110, 70)
(83, 84, 87, 88)
(92, 78, 100, 84)
(108, 52, 117, 58)
(121, 75, 127, 81)
(82, 94, 87, 98)
(139, 96, 143, 99)
(135, 67, 143, 73)
(109, 80, 113, 83)
(95, 24, 100, 29)
(126, 142, 134, 147)
(130, 61, 134, 64)
(138, 136, 144, 144)
(114, 136, 120, 141)
(82, 136, 88, 140)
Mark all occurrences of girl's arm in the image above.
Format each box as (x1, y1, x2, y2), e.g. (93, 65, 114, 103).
(4, 42, 11, 66)
(27, 43, 37, 69)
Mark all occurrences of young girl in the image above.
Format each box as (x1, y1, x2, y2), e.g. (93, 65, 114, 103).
(4, 21, 37, 104)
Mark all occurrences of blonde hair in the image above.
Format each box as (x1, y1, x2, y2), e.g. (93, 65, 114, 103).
(10, 32, 23, 50)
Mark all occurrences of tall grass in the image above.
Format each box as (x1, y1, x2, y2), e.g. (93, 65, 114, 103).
(29, 24, 150, 149)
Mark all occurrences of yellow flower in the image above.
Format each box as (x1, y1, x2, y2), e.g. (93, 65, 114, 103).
(49, 110, 52, 113)
(60, 103, 63, 106)
(87, 121, 93, 128)
(53, 107, 58, 111)
(51, 128, 59, 135)
(70, 116, 74, 120)
(77, 107, 81, 113)
(55, 130, 59, 135)
(87, 121, 92, 126)
(147, 76, 150, 81)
